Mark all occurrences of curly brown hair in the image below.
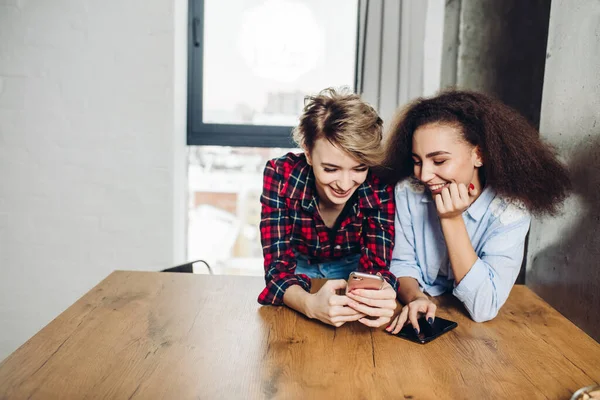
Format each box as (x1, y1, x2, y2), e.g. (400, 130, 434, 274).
(293, 87, 384, 166)
(381, 89, 571, 215)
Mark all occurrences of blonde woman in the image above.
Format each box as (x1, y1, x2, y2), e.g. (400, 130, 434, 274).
(258, 88, 398, 328)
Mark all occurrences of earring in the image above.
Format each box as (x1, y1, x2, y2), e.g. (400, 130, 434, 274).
(475, 161, 483, 167)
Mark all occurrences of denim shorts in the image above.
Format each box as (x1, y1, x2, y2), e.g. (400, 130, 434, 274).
(294, 252, 360, 279)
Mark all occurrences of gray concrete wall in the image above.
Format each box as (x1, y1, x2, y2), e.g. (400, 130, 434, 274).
(526, 0, 600, 342)
(454, 0, 551, 128)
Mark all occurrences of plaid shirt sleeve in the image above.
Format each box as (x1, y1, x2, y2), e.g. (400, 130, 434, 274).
(358, 182, 399, 293)
(257, 159, 311, 305)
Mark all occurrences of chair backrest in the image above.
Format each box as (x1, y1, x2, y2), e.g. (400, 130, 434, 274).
(162, 259, 212, 274)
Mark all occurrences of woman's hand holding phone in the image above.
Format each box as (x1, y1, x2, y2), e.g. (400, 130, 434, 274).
(305, 280, 366, 327)
(386, 296, 437, 334)
(345, 280, 398, 327)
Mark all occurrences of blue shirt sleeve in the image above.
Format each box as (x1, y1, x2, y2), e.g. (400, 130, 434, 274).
(389, 182, 426, 288)
(453, 206, 531, 322)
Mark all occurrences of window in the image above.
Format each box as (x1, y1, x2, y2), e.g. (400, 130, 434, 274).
(188, 146, 297, 275)
(188, 0, 359, 147)
(187, 0, 360, 274)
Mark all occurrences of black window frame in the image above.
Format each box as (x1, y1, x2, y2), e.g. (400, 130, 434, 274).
(187, 0, 363, 148)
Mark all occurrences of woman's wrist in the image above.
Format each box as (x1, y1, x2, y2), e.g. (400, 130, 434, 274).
(303, 292, 316, 319)
(408, 291, 428, 303)
(397, 277, 426, 304)
(439, 214, 465, 225)
(283, 285, 314, 318)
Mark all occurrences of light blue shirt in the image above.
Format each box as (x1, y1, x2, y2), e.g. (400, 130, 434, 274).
(390, 179, 531, 322)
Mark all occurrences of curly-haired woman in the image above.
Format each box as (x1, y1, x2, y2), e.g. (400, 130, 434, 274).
(382, 90, 571, 334)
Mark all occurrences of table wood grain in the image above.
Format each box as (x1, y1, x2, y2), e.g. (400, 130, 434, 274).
(0, 271, 598, 399)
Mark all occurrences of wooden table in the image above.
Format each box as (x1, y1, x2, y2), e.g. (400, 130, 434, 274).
(1, 271, 599, 399)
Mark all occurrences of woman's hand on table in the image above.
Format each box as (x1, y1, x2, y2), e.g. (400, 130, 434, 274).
(386, 296, 437, 334)
(345, 280, 398, 328)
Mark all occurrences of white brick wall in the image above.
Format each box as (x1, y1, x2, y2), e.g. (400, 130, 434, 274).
(0, 0, 187, 360)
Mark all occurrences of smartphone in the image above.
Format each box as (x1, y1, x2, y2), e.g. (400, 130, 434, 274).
(392, 316, 458, 344)
(345, 271, 384, 294)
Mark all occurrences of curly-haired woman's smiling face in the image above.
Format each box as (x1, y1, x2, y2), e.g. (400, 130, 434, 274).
(412, 122, 483, 195)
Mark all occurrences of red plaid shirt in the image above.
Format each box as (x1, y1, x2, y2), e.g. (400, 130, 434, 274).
(258, 152, 398, 305)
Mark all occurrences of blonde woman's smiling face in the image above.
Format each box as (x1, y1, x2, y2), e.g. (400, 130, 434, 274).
(307, 138, 369, 209)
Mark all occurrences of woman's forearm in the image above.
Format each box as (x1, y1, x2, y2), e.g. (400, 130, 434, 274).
(397, 277, 427, 305)
(283, 285, 314, 318)
(440, 216, 478, 283)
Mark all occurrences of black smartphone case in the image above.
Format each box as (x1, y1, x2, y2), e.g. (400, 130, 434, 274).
(393, 316, 458, 344)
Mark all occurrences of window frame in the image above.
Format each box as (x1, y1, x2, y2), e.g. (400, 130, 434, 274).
(187, 0, 362, 148)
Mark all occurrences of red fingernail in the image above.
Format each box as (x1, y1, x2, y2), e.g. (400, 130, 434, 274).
(469, 183, 475, 190)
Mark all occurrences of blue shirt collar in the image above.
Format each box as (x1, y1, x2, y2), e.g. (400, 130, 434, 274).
(465, 186, 496, 221)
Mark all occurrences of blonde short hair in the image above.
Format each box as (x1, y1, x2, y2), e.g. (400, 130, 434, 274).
(292, 87, 384, 166)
